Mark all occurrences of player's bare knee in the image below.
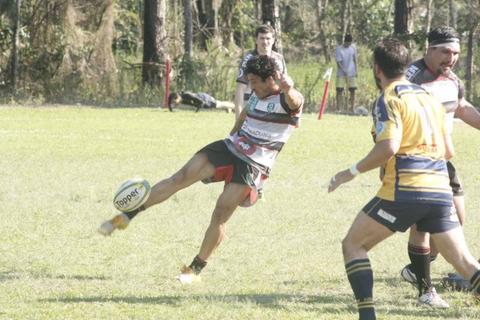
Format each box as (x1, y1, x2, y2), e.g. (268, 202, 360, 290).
(342, 237, 357, 258)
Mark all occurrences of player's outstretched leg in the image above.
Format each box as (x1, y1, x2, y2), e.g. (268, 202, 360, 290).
(99, 153, 215, 236)
(432, 227, 480, 299)
(177, 182, 249, 284)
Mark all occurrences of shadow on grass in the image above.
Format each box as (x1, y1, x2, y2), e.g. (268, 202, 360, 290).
(37, 292, 467, 318)
(0, 270, 110, 282)
(0, 271, 21, 282)
(37, 293, 476, 319)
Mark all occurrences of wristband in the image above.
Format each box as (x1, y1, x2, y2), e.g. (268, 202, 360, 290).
(349, 163, 360, 176)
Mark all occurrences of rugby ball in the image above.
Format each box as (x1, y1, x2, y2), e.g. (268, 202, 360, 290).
(113, 178, 151, 212)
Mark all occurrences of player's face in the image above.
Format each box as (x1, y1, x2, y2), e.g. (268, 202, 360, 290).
(428, 46, 460, 76)
(247, 73, 272, 99)
(255, 32, 274, 55)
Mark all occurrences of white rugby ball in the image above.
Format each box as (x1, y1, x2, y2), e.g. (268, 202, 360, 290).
(113, 178, 151, 212)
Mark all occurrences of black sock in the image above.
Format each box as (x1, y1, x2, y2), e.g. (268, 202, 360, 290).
(345, 259, 376, 320)
(189, 255, 207, 275)
(470, 270, 480, 295)
(125, 205, 145, 220)
(408, 244, 431, 295)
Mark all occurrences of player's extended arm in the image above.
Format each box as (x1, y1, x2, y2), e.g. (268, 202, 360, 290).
(234, 83, 247, 120)
(328, 139, 400, 193)
(455, 98, 480, 129)
(230, 107, 247, 135)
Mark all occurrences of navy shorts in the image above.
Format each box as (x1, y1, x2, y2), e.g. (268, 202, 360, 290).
(362, 197, 459, 234)
(197, 140, 266, 207)
(447, 161, 464, 196)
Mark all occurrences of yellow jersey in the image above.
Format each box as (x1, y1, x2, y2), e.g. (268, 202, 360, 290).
(372, 80, 452, 205)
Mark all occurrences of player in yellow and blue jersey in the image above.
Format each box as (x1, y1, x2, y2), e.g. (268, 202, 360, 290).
(328, 37, 480, 320)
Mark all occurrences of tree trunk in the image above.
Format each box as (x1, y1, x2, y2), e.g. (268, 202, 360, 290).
(315, 0, 330, 62)
(142, 0, 167, 86)
(464, 0, 479, 101)
(196, 0, 219, 49)
(338, 0, 349, 43)
(394, 0, 413, 35)
(254, 0, 261, 21)
(425, 0, 433, 49)
(261, 0, 282, 53)
(11, 0, 21, 96)
(184, 0, 193, 59)
(448, 0, 457, 28)
(219, 0, 238, 47)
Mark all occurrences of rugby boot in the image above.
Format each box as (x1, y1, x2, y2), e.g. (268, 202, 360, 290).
(176, 265, 201, 284)
(98, 213, 130, 236)
(400, 264, 417, 285)
(442, 273, 472, 291)
(417, 287, 449, 308)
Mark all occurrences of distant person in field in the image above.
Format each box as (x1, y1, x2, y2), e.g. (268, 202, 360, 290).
(335, 33, 358, 113)
(99, 55, 304, 283)
(234, 24, 287, 120)
(168, 91, 234, 113)
(328, 37, 480, 320)
(400, 26, 480, 298)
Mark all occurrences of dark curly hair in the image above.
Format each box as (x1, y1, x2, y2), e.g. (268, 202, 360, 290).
(245, 55, 279, 81)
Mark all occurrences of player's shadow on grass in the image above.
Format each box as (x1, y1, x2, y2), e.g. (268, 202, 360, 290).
(38, 290, 467, 318)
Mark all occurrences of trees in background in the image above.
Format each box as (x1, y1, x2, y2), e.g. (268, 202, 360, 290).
(0, 0, 479, 107)
(142, 0, 167, 87)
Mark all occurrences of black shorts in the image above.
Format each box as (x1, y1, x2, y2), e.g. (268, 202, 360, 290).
(447, 161, 464, 196)
(197, 140, 266, 207)
(362, 197, 459, 234)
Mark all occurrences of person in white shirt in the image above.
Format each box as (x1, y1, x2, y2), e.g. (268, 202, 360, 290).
(335, 34, 358, 113)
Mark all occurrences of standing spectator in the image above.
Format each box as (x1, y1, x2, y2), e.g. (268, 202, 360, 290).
(234, 24, 287, 120)
(335, 34, 358, 113)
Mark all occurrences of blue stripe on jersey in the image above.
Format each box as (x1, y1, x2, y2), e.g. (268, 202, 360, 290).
(237, 130, 285, 151)
(374, 94, 389, 121)
(396, 185, 451, 192)
(394, 189, 453, 205)
(247, 109, 300, 126)
(395, 155, 447, 172)
(394, 84, 425, 96)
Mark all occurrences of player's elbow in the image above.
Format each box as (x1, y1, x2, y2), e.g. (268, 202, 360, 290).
(383, 142, 399, 159)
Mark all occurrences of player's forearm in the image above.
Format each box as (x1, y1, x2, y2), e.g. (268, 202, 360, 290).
(456, 100, 480, 129)
(355, 140, 399, 174)
(283, 87, 304, 111)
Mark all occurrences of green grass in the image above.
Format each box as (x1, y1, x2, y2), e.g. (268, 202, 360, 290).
(0, 106, 479, 319)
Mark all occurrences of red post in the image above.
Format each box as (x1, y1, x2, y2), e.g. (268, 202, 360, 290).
(163, 56, 171, 109)
(318, 67, 333, 120)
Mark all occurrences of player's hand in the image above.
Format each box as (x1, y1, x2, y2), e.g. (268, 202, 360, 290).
(277, 72, 294, 92)
(328, 169, 355, 193)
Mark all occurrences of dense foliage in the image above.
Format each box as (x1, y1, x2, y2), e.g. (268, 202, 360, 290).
(0, 0, 479, 109)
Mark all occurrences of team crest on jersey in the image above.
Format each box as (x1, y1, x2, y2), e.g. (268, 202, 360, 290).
(247, 95, 259, 111)
(267, 102, 275, 113)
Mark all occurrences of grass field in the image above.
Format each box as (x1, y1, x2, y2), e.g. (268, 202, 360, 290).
(0, 106, 479, 320)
